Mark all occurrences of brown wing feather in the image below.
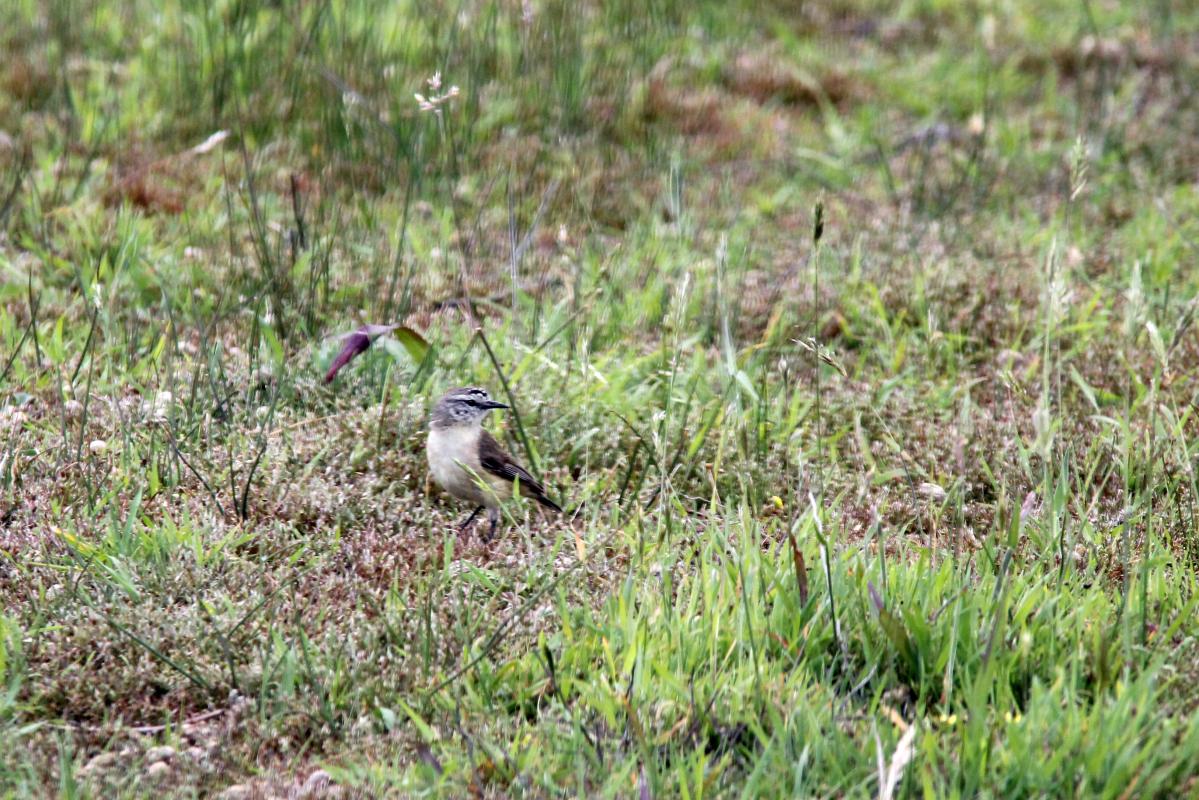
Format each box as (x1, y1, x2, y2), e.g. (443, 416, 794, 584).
(478, 430, 562, 512)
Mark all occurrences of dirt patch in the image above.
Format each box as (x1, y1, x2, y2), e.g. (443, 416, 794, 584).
(723, 50, 863, 108)
(104, 132, 231, 215)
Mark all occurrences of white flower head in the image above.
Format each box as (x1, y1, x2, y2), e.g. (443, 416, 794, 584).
(415, 74, 460, 114)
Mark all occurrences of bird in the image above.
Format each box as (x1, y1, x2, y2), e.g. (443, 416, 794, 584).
(426, 386, 562, 540)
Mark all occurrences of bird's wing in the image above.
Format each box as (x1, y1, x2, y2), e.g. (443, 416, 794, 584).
(478, 430, 562, 512)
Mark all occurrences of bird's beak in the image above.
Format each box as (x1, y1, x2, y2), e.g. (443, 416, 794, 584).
(483, 399, 509, 410)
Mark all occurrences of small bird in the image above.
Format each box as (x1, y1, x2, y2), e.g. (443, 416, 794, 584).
(426, 386, 562, 540)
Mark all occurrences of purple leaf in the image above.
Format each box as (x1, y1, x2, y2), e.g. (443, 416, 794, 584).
(639, 765, 652, 800)
(324, 333, 369, 383)
(323, 324, 399, 383)
(868, 581, 885, 613)
(415, 743, 443, 774)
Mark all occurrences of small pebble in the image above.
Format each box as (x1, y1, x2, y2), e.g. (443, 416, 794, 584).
(301, 769, 334, 798)
(145, 760, 171, 780)
(80, 752, 118, 774)
(917, 482, 947, 502)
(146, 745, 176, 763)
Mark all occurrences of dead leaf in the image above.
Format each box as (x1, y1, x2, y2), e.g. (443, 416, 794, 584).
(879, 724, 917, 800)
(788, 532, 809, 606)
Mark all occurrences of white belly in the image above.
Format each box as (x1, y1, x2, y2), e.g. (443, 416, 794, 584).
(427, 427, 504, 507)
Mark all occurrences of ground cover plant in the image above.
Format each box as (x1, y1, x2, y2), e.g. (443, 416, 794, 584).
(1, 0, 1198, 796)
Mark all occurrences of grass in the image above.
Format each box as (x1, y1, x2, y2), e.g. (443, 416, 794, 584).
(1, 0, 1199, 796)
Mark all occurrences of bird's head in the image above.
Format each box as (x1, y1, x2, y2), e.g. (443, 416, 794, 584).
(431, 386, 508, 428)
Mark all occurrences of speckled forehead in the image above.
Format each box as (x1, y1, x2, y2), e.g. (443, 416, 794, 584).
(449, 386, 490, 401)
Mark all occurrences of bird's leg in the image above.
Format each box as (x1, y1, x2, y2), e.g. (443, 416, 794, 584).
(484, 506, 500, 542)
(458, 506, 483, 532)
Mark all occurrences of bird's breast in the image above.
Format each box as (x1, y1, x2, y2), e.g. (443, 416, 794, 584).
(427, 426, 508, 506)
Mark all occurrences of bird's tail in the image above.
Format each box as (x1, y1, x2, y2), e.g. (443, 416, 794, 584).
(536, 493, 564, 513)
